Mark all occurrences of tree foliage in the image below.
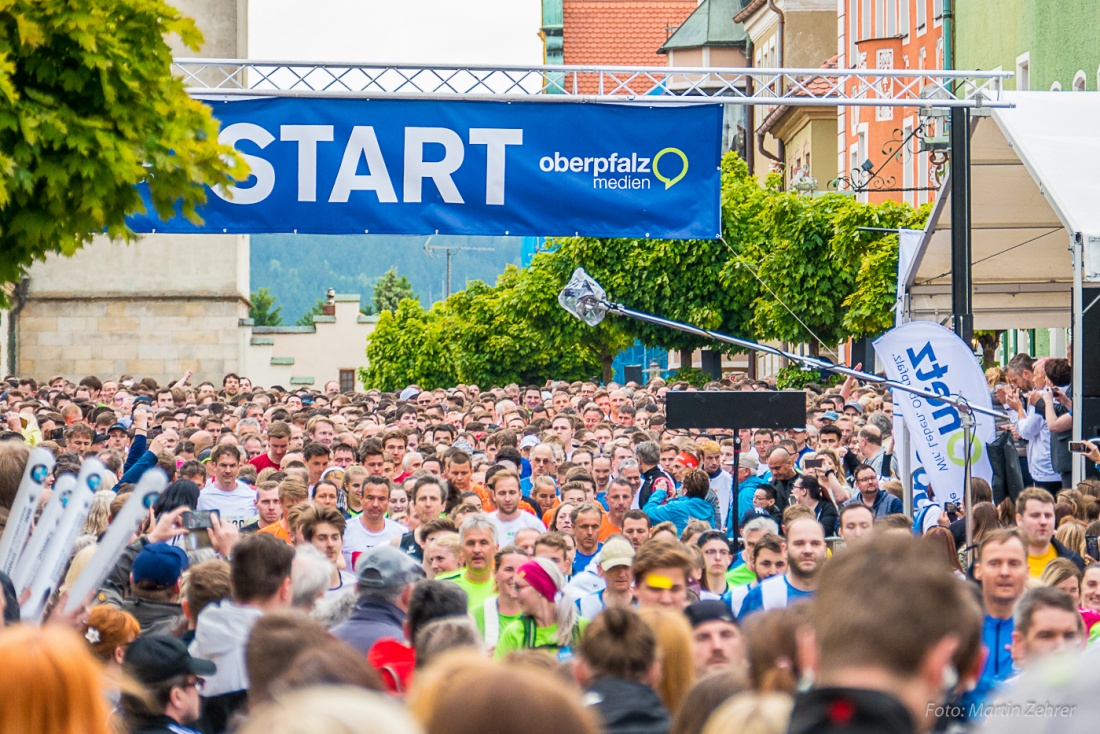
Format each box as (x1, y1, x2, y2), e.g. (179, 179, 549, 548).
(360, 264, 618, 390)
(372, 267, 416, 314)
(360, 299, 455, 391)
(249, 288, 282, 326)
(0, 0, 244, 291)
(296, 298, 326, 327)
(361, 152, 929, 388)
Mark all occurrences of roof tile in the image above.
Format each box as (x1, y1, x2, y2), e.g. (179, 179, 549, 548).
(562, 0, 697, 93)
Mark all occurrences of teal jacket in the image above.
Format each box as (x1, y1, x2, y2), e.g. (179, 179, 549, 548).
(643, 491, 715, 534)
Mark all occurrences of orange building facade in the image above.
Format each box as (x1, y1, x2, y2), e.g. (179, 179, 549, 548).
(837, 0, 946, 206)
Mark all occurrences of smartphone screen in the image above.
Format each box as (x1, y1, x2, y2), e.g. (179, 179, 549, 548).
(182, 510, 219, 530)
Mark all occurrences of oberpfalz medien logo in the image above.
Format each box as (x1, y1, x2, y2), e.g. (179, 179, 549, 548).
(538, 148, 689, 190)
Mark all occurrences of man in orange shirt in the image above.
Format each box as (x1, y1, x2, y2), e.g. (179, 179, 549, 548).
(258, 477, 308, 544)
(599, 478, 633, 542)
(445, 450, 494, 510)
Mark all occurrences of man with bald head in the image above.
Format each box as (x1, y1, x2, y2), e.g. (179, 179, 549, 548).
(766, 447, 797, 512)
(856, 424, 888, 477)
(190, 430, 215, 455)
(521, 443, 557, 496)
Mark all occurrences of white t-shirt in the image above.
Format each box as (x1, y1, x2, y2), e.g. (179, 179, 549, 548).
(342, 516, 407, 571)
(324, 570, 358, 601)
(487, 511, 546, 547)
(708, 470, 733, 531)
(197, 481, 258, 529)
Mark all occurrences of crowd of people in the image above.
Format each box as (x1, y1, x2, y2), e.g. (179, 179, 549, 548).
(0, 362, 1097, 734)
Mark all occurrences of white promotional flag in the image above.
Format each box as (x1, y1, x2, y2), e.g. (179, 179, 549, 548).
(873, 321, 994, 504)
(895, 228, 924, 328)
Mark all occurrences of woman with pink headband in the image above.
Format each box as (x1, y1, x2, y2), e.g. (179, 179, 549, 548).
(493, 557, 588, 661)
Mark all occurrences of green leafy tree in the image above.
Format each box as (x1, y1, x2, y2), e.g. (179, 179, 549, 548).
(249, 288, 282, 326)
(0, 0, 244, 293)
(372, 267, 416, 314)
(296, 298, 326, 327)
(837, 202, 932, 337)
(360, 151, 930, 389)
(743, 192, 857, 350)
(444, 266, 603, 386)
(547, 153, 766, 363)
(360, 298, 455, 391)
(509, 252, 633, 383)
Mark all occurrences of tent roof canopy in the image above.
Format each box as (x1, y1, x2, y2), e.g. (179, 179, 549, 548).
(910, 92, 1100, 330)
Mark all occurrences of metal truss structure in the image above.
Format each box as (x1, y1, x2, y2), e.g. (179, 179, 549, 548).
(175, 59, 1012, 108)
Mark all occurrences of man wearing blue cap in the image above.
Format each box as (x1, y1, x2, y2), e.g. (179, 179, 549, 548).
(122, 542, 188, 636)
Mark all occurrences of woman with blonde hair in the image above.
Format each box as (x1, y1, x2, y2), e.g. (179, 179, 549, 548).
(80, 490, 115, 537)
(240, 686, 422, 734)
(637, 606, 696, 716)
(407, 649, 497, 725)
(1040, 557, 1083, 598)
(0, 625, 118, 734)
(343, 464, 368, 514)
(425, 663, 599, 734)
(700, 692, 793, 734)
(1055, 523, 1089, 561)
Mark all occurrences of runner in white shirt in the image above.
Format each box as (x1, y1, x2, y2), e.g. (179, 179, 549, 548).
(298, 504, 359, 600)
(196, 445, 257, 529)
(485, 470, 545, 546)
(342, 475, 406, 570)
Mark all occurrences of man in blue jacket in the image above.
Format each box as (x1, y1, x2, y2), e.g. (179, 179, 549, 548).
(732, 454, 769, 532)
(842, 464, 903, 518)
(643, 468, 715, 535)
(964, 528, 1029, 711)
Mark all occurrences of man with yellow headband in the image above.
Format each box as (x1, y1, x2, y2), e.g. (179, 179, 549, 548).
(631, 539, 693, 610)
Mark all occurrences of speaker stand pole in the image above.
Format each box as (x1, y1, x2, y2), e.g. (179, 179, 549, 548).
(730, 435, 741, 542)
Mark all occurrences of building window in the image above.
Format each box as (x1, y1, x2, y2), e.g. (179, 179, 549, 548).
(886, 0, 896, 36)
(875, 0, 884, 37)
(339, 369, 356, 393)
(916, 0, 926, 29)
(1073, 70, 1087, 91)
(1050, 80, 1063, 91)
(933, 0, 943, 19)
(899, 0, 909, 36)
(863, 0, 871, 40)
(849, 0, 858, 65)
(1016, 53, 1030, 91)
(876, 49, 895, 121)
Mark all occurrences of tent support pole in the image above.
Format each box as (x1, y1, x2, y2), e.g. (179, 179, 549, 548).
(950, 106, 973, 345)
(1073, 233, 1084, 485)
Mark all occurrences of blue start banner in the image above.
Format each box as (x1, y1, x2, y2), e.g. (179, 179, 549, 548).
(128, 97, 723, 239)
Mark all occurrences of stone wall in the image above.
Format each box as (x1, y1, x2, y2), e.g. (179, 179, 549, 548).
(14, 0, 251, 386)
(17, 297, 247, 382)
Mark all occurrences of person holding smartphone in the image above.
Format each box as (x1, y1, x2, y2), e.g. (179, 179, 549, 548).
(1002, 355, 1062, 495)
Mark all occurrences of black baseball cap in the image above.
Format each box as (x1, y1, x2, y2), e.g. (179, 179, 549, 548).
(684, 600, 738, 629)
(123, 634, 216, 684)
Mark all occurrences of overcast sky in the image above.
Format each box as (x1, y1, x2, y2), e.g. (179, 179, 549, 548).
(249, 0, 544, 66)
